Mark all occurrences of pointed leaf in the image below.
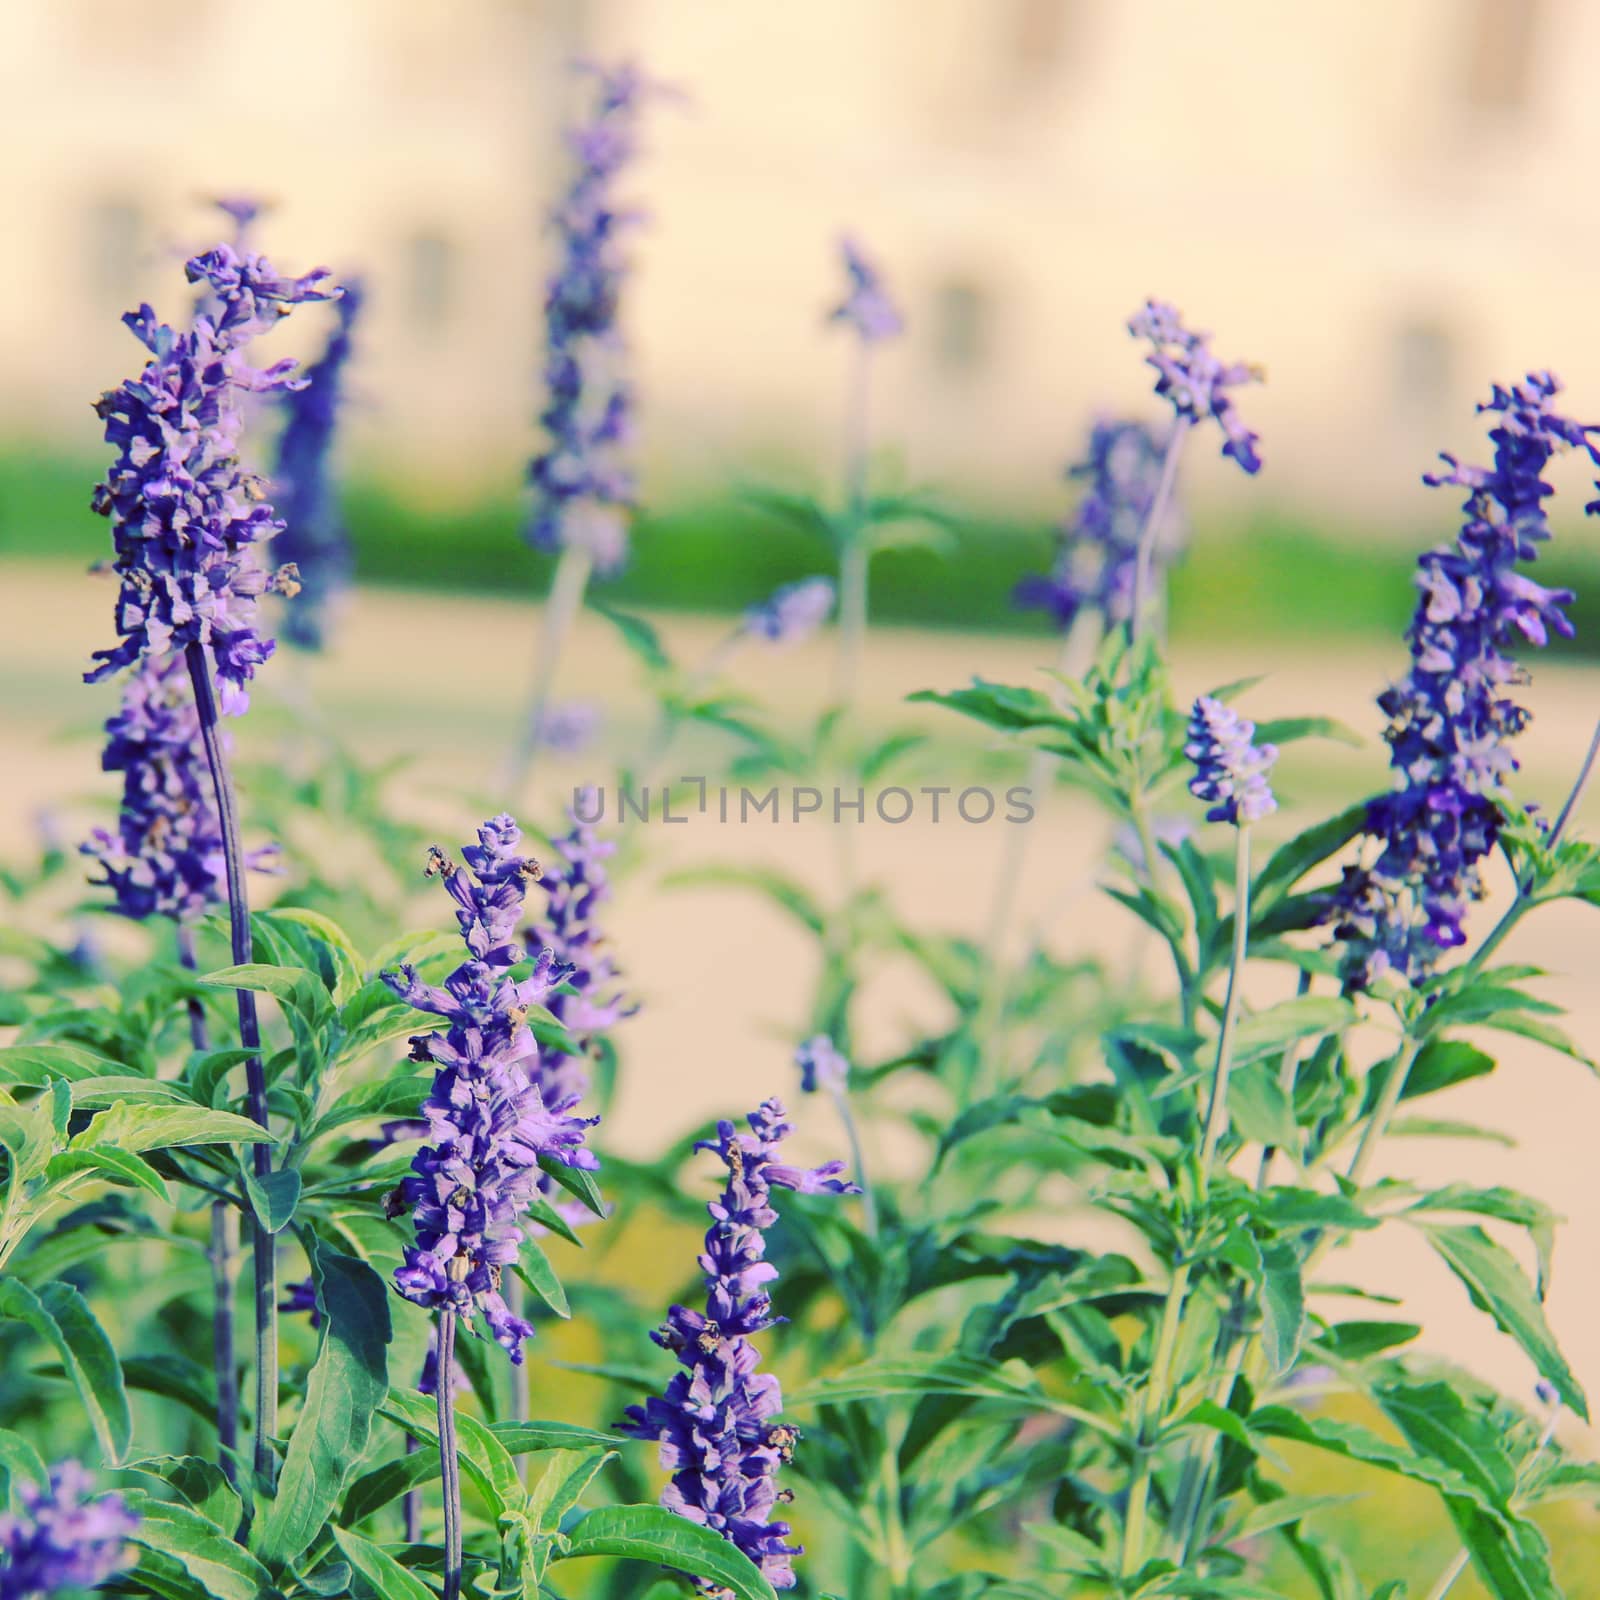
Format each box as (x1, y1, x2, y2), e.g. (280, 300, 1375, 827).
(558, 1503, 779, 1600)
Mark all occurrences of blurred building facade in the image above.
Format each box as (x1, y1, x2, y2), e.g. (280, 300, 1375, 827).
(3, 0, 1599, 524)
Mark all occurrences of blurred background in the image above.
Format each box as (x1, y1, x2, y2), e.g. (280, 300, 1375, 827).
(5, 2, 1600, 1586)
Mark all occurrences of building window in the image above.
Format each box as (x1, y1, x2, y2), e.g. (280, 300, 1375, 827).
(407, 230, 456, 332)
(932, 278, 991, 376)
(1461, 0, 1543, 113)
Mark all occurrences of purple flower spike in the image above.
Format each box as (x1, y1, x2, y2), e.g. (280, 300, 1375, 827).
(527, 61, 663, 573)
(388, 814, 598, 1364)
(744, 578, 836, 646)
(87, 243, 336, 712)
(1329, 374, 1600, 987)
(621, 1099, 857, 1591)
(1186, 697, 1278, 826)
(1015, 418, 1184, 632)
(272, 279, 363, 652)
(794, 1034, 849, 1095)
(0, 1461, 137, 1597)
(829, 236, 903, 344)
(1128, 299, 1262, 474)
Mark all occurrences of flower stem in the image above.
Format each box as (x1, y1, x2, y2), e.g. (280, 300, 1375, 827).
(184, 641, 276, 1483)
(1129, 419, 1189, 645)
(1549, 713, 1600, 847)
(436, 1312, 463, 1600)
(1122, 823, 1251, 1577)
(831, 1087, 878, 1238)
(177, 925, 240, 1488)
(506, 544, 594, 794)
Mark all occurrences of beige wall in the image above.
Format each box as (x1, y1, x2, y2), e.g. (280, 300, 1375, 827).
(4, 0, 1600, 523)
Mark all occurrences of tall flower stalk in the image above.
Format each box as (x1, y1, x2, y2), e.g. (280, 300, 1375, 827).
(1121, 698, 1276, 1576)
(510, 62, 656, 789)
(1124, 300, 1261, 642)
(387, 815, 598, 1598)
(621, 1100, 856, 1591)
(272, 279, 363, 653)
(87, 241, 334, 1480)
(794, 1034, 876, 1236)
(827, 237, 902, 711)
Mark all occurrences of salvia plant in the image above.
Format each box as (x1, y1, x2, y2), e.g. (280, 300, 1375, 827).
(6, 60, 1600, 1600)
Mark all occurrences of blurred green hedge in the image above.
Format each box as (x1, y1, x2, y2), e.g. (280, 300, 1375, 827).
(6, 447, 1599, 655)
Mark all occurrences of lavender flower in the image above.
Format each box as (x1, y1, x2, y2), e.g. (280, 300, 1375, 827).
(829, 237, 903, 344)
(1015, 419, 1182, 631)
(743, 578, 836, 645)
(1330, 374, 1599, 986)
(535, 700, 604, 755)
(272, 279, 362, 652)
(526, 62, 656, 574)
(388, 815, 598, 1363)
(794, 1034, 849, 1095)
(279, 1278, 322, 1330)
(418, 1323, 468, 1398)
(1186, 697, 1278, 826)
(87, 244, 335, 711)
(81, 653, 225, 922)
(0, 1462, 137, 1599)
(1128, 299, 1261, 474)
(620, 1100, 856, 1590)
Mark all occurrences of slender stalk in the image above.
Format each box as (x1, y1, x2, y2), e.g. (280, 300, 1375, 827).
(1129, 419, 1190, 645)
(834, 340, 873, 711)
(184, 642, 276, 1481)
(1346, 1034, 1422, 1190)
(506, 543, 595, 794)
(1548, 713, 1600, 847)
(831, 1087, 877, 1239)
(177, 926, 240, 1488)
(1122, 824, 1252, 1576)
(436, 1311, 463, 1600)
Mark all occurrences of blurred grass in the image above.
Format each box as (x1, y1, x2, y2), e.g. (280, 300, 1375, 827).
(6, 445, 1600, 655)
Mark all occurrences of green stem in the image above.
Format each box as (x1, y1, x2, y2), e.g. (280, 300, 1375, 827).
(437, 1311, 462, 1600)
(506, 544, 594, 793)
(831, 1087, 877, 1238)
(1129, 420, 1189, 646)
(1198, 827, 1252, 1183)
(878, 1429, 911, 1599)
(1346, 1034, 1422, 1190)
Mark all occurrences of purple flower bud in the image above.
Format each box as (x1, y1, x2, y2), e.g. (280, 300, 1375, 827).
(87, 243, 335, 710)
(1015, 418, 1184, 632)
(794, 1034, 849, 1095)
(0, 1461, 137, 1597)
(743, 578, 836, 645)
(387, 814, 598, 1364)
(829, 236, 903, 344)
(1329, 374, 1600, 987)
(1186, 697, 1278, 826)
(1128, 298, 1261, 474)
(279, 1277, 322, 1330)
(535, 700, 604, 755)
(620, 1099, 856, 1590)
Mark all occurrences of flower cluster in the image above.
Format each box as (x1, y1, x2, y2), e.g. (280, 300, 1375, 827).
(794, 1033, 849, 1094)
(743, 577, 836, 645)
(829, 236, 903, 344)
(272, 279, 363, 652)
(1329, 374, 1599, 985)
(1186, 696, 1278, 826)
(81, 653, 225, 922)
(1015, 418, 1182, 631)
(389, 815, 598, 1361)
(621, 1100, 856, 1590)
(1128, 299, 1261, 474)
(0, 1462, 137, 1599)
(87, 245, 335, 711)
(526, 62, 656, 575)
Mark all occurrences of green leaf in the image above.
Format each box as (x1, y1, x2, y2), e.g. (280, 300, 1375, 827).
(70, 1102, 276, 1154)
(128, 1455, 242, 1533)
(340, 1447, 439, 1527)
(525, 1445, 615, 1534)
(0, 1043, 122, 1085)
(331, 1527, 436, 1600)
(0, 1277, 132, 1463)
(491, 1419, 630, 1454)
(1231, 997, 1357, 1066)
(559, 1504, 779, 1600)
(0, 1426, 47, 1500)
(243, 1167, 301, 1235)
(125, 1492, 275, 1600)
(1314, 1321, 1421, 1362)
(1260, 1238, 1305, 1374)
(44, 1145, 171, 1203)
(381, 1386, 522, 1517)
(257, 908, 363, 1003)
(1253, 803, 1370, 906)
(514, 1237, 571, 1318)
(1448, 1503, 1560, 1600)
(1421, 1224, 1587, 1420)
(538, 1153, 605, 1217)
(251, 1241, 393, 1570)
(589, 599, 672, 671)
(1227, 1063, 1299, 1150)
(1253, 715, 1363, 749)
